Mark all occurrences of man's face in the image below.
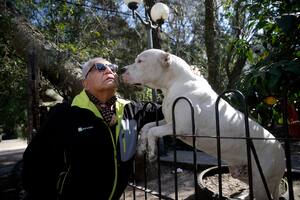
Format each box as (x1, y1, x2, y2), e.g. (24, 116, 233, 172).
(83, 59, 118, 92)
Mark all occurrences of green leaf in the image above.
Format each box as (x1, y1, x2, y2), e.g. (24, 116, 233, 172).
(285, 61, 300, 75)
(94, 31, 101, 37)
(276, 15, 296, 35)
(267, 73, 280, 88)
(246, 50, 254, 63)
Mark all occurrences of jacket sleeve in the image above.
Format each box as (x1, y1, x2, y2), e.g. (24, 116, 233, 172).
(22, 103, 70, 200)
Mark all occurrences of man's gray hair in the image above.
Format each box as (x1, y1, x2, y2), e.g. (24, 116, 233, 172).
(82, 57, 107, 79)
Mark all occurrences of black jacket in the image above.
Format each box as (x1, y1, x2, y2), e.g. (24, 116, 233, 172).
(22, 92, 163, 200)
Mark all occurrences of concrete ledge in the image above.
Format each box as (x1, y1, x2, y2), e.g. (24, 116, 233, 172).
(160, 150, 300, 175)
(160, 150, 227, 167)
(0, 139, 27, 154)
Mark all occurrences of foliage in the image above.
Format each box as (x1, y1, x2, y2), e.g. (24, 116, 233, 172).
(0, 15, 27, 138)
(240, 59, 300, 99)
(237, 0, 300, 98)
(234, 0, 300, 134)
(15, 0, 143, 65)
(1, 0, 299, 139)
(0, 0, 145, 138)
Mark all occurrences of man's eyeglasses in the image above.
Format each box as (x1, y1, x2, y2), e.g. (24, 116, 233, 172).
(93, 63, 118, 73)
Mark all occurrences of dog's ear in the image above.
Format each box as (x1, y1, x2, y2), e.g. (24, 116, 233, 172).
(160, 52, 171, 68)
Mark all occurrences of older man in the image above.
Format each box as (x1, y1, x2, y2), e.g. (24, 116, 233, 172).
(22, 57, 162, 200)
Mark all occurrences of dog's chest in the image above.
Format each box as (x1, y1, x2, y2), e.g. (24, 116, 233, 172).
(162, 96, 176, 122)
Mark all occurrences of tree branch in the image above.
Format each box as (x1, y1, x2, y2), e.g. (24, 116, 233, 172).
(0, 0, 83, 99)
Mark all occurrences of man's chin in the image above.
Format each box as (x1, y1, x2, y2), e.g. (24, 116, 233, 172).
(101, 81, 117, 90)
(105, 79, 117, 85)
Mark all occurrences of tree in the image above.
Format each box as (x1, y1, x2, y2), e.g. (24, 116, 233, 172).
(0, 1, 83, 99)
(0, 37, 27, 138)
(235, 0, 300, 134)
(0, 0, 144, 138)
(238, 0, 300, 100)
(2, 0, 298, 139)
(165, 0, 253, 92)
(204, 0, 220, 92)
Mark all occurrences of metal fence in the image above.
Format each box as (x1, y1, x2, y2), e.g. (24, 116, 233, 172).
(122, 90, 299, 200)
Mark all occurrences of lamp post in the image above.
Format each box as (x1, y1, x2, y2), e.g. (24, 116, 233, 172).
(124, 2, 169, 198)
(124, 0, 169, 102)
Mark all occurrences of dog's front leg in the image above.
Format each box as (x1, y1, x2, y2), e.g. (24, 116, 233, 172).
(141, 120, 166, 132)
(138, 120, 166, 155)
(145, 123, 173, 160)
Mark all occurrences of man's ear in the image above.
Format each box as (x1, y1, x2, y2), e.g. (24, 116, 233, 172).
(82, 79, 88, 89)
(160, 52, 171, 68)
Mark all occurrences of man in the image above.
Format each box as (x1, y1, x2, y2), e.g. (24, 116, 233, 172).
(22, 57, 162, 200)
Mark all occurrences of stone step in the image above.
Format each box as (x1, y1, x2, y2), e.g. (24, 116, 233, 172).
(160, 150, 227, 167)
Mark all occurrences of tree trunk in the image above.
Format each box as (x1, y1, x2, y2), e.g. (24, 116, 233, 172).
(204, 0, 220, 92)
(227, 55, 247, 89)
(223, 1, 247, 90)
(0, 1, 83, 99)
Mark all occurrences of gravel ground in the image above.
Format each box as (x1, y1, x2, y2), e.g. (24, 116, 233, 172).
(122, 163, 300, 200)
(0, 139, 299, 200)
(122, 140, 300, 200)
(122, 164, 197, 200)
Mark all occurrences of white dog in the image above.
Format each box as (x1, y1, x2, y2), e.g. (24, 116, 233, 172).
(122, 49, 286, 200)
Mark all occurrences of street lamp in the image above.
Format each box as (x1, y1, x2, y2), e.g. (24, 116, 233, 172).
(124, 1, 169, 187)
(124, 0, 169, 101)
(124, 1, 169, 25)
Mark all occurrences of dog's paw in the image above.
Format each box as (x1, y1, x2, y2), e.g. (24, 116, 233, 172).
(145, 131, 158, 161)
(137, 135, 147, 156)
(137, 123, 153, 156)
(148, 153, 157, 163)
(138, 125, 152, 155)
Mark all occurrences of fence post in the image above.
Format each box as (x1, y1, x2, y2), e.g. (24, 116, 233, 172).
(172, 97, 197, 200)
(27, 50, 40, 143)
(215, 90, 272, 200)
(283, 92, 295, 200)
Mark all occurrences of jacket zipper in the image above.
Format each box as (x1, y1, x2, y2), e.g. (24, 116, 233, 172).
(104, 121, 118, 200)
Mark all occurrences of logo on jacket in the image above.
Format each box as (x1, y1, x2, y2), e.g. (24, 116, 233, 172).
(78, 126, 94, 132)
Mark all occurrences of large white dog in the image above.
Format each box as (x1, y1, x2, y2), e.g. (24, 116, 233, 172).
(122, 49, 286, 200)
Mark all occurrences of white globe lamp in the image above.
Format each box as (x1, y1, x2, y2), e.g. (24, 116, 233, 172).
(150, 2, 169, 24)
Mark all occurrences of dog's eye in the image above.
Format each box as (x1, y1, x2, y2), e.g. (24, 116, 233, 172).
(137, 59, 142, 63)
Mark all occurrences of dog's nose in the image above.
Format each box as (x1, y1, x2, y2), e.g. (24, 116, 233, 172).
(120, 67, 127, 74)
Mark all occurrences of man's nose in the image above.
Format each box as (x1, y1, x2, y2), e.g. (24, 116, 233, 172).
(103, 65, 114, 74)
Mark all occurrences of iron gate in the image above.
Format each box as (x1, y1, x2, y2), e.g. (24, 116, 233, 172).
(122, 90, 298, 200)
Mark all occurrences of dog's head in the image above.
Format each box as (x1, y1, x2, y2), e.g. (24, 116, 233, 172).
(121, 49, 175, 89)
